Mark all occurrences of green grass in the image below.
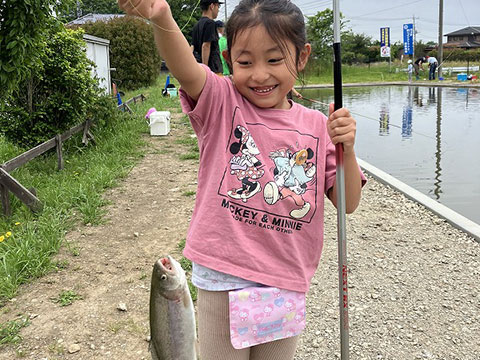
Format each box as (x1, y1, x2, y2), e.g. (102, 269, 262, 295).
(0, 316, 29, 345)
(0, 80, 182, 304)
(177, 238, 197, 301)
(301, 60, 479, 85)
(52, 290, 82, 306)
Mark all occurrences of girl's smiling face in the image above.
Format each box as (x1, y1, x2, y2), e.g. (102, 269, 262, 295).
(227, 25, 310, 110)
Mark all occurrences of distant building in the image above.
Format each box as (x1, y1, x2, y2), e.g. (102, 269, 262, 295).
(444, 26, 480, 49)
(66, 13, 125, 26)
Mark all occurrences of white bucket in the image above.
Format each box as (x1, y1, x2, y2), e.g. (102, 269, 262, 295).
(167, 87, 178, 97)
(149, 111, 171, 136)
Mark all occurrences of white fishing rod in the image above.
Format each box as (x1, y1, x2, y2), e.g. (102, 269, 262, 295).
(332, 0, 349, 359)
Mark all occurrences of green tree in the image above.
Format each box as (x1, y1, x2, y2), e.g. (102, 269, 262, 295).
(0, 0, 73, 98)
(169, 0, 201, 43)
(342, 31, 373, 64)
(80, 16, 162, 90)
(306, 9, 348, 62)
(0, 28, 101, 147)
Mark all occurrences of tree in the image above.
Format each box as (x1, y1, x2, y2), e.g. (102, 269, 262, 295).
(341, 31, 373, 64)
(0, 0, 73, 98)
(0, 28, 101, 147)
(306, 9, 348, 62)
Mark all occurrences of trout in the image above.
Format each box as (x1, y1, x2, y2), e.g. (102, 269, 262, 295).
(149, 256, 197, 360)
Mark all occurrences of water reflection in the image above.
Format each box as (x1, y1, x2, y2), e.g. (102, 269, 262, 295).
(401, 87, 413, 139)
(300, 85, 480, 224)
(379, 105, 389, 135)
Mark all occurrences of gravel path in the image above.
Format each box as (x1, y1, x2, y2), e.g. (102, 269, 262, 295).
(295, 175, 480, 360)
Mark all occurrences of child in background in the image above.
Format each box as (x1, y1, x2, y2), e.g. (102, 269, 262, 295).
(216, 20, 230, 76)
(118, 0, 365, 359)
(407, 59, 413, 83)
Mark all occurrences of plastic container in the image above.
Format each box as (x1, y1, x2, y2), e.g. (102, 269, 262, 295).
(148, 111, 171, 136)
(167, 87, 178, 97)
(457, 73, 467, 81)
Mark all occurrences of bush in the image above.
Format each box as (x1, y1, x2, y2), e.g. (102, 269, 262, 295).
(0, 27, 101, 148)
(78, 16, 162, 90)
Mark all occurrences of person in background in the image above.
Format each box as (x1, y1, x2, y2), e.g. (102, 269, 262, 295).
(414, 56, 426, 80)
(216, 20, 230, 76)
(407, 59, 413, 83)
(191, 0, 223, 74)
(427, 55, 438, 80)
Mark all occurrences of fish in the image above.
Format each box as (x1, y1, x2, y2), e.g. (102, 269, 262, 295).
(149, 255, 197, 360)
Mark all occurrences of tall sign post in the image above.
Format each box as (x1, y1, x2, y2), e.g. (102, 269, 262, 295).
(380, 27, 391, 71)
(403, 24, 414, 59)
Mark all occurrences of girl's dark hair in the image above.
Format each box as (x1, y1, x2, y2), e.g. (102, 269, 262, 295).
(225, 0, 307, 72)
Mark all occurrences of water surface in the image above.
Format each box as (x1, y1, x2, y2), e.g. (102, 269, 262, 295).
(300, 85, 480, 225)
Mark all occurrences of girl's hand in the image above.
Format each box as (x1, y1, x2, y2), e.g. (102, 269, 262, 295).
(327, 103, 356, 155)
(117, 0, 167, 23)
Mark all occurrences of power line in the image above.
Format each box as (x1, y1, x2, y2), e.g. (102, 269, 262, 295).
(350, 0, 424, 19)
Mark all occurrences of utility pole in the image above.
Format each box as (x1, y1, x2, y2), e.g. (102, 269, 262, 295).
(438, 0, 444, 79)
(413, 15, 416, 60)
(225, 0, 227, 22)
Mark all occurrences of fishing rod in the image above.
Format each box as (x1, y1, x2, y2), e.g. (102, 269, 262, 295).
(332, 1, 349, 359)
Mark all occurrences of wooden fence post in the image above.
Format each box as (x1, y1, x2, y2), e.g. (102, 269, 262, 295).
(82, 119, 91, 145)
(55, 134, 64, 170)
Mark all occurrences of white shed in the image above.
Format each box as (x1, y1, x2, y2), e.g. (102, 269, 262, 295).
(83, 34, 112, 95)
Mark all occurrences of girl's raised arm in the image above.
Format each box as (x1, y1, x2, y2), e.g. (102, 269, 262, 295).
(118, 0, 206, 100)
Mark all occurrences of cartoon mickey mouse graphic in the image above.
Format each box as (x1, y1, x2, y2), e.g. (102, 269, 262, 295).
(227, 126, 264, 202)
(263, 147, 316, 219)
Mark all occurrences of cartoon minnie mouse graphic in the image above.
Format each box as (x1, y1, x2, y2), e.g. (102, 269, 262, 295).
(227, 126, 264, 202)
(263, 146, 316, 219)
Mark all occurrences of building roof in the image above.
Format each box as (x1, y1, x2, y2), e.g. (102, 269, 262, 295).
(67, 13, 125, 26)
(445, 26, 480, 37)
(83, 34, 110, 45)
(443, 40, 480, 48)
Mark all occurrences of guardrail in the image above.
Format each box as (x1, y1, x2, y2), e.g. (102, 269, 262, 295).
(1, 94, 145, 216)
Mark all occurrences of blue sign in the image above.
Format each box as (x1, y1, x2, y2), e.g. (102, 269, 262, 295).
(403, 24, 414, 55)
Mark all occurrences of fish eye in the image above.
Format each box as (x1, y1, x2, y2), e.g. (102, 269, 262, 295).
(161, 274, 167, 281)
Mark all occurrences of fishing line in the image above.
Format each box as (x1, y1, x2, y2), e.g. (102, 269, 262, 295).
(295, 94, 440, 142)
(127, 0, 201, 33)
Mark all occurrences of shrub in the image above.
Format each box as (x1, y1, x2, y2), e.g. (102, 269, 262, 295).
(0, 27, 101, 148)
(78, 16, 162, 90)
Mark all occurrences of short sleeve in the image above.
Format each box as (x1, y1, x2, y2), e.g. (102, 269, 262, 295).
(324, 139, 337, 194)
(324, 141, 367, 195)
(179, 64, 231, 135)
(201, 19, 217, 43)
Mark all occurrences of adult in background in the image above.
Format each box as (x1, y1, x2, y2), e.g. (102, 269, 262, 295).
(427, 55, 438, 80)
(414, 56, 426, 80)
(192, 0, 223, 74)
(216, 20, 230, 76)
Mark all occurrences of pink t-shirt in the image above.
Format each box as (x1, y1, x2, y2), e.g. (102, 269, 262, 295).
(180, 66, 364, 292)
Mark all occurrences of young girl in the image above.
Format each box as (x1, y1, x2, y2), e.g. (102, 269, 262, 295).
(119, 0, 365, 359)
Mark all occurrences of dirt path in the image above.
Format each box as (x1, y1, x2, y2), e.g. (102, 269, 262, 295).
(1, 108, 479, 360)
(0, 112, 197, 359)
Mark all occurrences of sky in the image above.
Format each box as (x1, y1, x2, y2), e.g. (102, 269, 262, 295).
(220, 0, 480, 44)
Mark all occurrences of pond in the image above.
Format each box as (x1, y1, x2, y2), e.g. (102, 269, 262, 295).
(300, 85, 480, 225)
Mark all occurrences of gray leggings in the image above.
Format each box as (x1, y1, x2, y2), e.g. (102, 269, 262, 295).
(197, 289, 300, 360)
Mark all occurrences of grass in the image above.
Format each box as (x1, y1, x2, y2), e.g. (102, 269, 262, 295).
(301, 59, 479, 85)
(0, 316, 29, 345)
(0, 73, 179, 304)
(52, 290, 82, 306)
